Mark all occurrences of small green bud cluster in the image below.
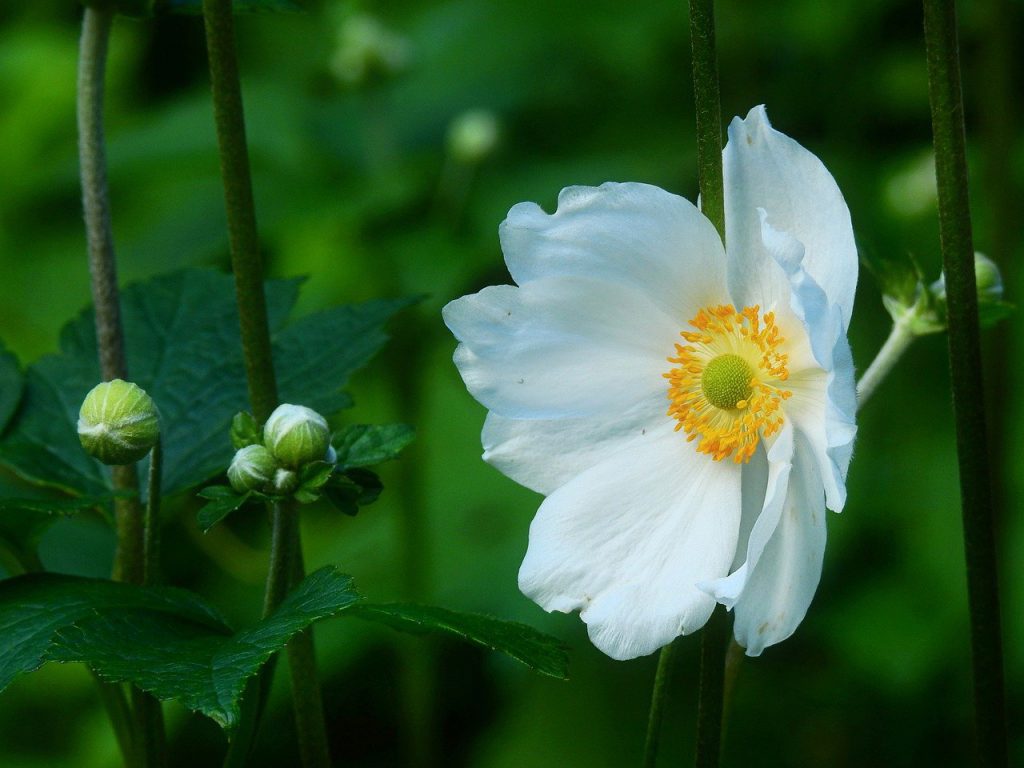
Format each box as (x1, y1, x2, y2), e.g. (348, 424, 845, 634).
(78, 379, 160, 465)
(884, 252, 1009, 336)
(227, 404, 335, 497)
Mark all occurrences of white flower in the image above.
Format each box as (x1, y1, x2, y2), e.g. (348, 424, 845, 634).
(443, 106, 857, 661)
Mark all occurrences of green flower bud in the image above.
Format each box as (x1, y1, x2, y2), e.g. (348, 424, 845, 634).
(227, 444, 278, 494)
(447, 110, 500, 164)
(78, 379, 160, 465)
(263, 404, 331, 469)
(931, 251, 1004, 305)
(329, 13, 410, 87)
(273, 467, 298, 495)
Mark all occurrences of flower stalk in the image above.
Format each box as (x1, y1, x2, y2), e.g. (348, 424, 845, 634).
(855, 319, 916, 409)
(641, 640, 678, 768)
(78, 7, 164, 765)
(201, 2, 329, 765)
(922, 1, 1008, 764)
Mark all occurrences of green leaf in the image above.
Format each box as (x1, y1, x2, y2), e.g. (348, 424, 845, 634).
(332, 423, 415, 470)
(230, 412, 260, 450)
(979, 300, 1014, 329)
(196, 486, 252, 532)
(0, 567, 361, 730)
(275, 297, 417, 417)
(0, 573, 229, 695)
(861, 250, 924, 308)
(155, 0, 303, 14)
(347, 603, 569, 680)
(0, 342, 23, 436)
(0, 269, 408, 500)
(324, 468, 382, 516)
(0, 493, 113, 561)
(293, 461, 334, 504)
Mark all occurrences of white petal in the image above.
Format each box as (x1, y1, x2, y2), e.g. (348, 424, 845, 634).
(723, 106, 858, 327)
(760, 215, 857, 512)
(699, 421, 794, 608)
(500, 182, 729, 323)
(482, 390, 668, 496)
(518, 423, 742, 660)
(443, 275, 679, 419)
(732, 432, 827, 656)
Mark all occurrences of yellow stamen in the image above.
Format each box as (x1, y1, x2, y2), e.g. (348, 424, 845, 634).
(664, 304, 792, 463)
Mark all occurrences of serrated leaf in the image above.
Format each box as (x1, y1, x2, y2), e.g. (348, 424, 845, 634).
(0, 269, 409, 501)
(0, 493, 113, 560)
(197, 486, 252, 532)
(324, 468, 382, 516)
(0, 567, 360, 730)
(332, 423, 415, 470)
(155, 0, 303, 14)
(347, 603, 570, 680)
(0, 343, 23, 436)
(275, 297, 417, 417)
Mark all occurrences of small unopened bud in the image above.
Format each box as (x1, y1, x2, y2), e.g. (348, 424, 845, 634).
(330, 13, 410, 87)
(447, 110, 500, 164)
(227, 444, 278, 494)
(273, 467, 298, 495)
(931, 252, 1005, 305)
(78, 379, 160, 465)
(263, 404, 330, 469)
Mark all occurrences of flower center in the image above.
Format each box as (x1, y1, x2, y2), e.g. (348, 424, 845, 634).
(664, 304, 792, 463)
(700, 354, 753, 410)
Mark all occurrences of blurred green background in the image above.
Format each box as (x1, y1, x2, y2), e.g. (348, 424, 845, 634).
(0, 0, 1021, 765)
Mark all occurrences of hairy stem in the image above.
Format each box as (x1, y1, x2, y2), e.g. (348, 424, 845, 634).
(144, 439, 163, 585)
(78, 8, 163, 765)
(923, 1, 1008, 765)
(201, 3, 328, 764)
(642, 641, 678, 768)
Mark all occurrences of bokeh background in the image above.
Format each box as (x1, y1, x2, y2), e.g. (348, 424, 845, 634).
(0, 0, 1021, 765)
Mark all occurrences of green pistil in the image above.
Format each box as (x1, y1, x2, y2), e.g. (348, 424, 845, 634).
(701, 354, 753, 410)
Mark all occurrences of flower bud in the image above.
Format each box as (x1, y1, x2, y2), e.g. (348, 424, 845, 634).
(78, 379, 160, 465)
(263, 404, 331, 469)
(273, 467, 298, 495)
(447, 110, 500, 164)
(930, 252, 1004, 305)
(329, 13, 410, 87)
(227, 444, 278, 494)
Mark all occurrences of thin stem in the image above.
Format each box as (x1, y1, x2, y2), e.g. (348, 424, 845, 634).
(688, 2, 728, 766)
(94, 679, 139, 768)
(202, 0, 278, 424)
(694, 608, 729, 768)
(855, 320, 916, 409)
(923, 1, 1008, 765)
(79, 8, 163, 765)
(201, 4, 328, 765)
(642, 641, 678, 768)
(144, 438, 163, 585)
(689, 0, 725, 240)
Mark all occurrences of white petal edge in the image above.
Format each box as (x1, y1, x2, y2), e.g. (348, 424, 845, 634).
(723, 105, 858, 327)
(518, 421, 742, 660)
(698, 421, 794, 608)
(732, 431, 827, 656)
(500, 182, 729, 325)
(443, 274, 680, 419)
(759, 212, 857, 511)
(482, 390, 669, 496)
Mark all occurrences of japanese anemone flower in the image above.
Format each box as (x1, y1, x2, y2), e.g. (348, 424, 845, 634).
(443, 106, 857, 661)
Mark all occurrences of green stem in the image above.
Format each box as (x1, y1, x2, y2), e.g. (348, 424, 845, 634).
(201, 0, 278, 424)
(689, 0, 725, 241)
(201, 4, 328, 764)
(694, 608, 729, 768)
(95, 679, 138, 768)
(641, 641, 678, 768)
(855, 319, 916, 409)
(144, 438, 163, 585)
(922, 1, 1008, 765)
(78, 8, 163, 765)
(689, 2, 728, 766)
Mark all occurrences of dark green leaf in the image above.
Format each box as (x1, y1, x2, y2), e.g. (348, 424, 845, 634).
(275, 297, 416, 417)
(979, 300, 1014, 328)
(324, 468, 382, 516)
(230, 412, 260, 450)
(332, 423, 415, 470)
(0, 567, 360, 730)
(347, 603, 570, 680)
(0, 269, 406, 500)
(196, 486, 252, 532)
(861, 250, 924, 308)
(0, 493, 112, 560)
(293, 461, 334, 504)
(0, 342, 23, 436)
